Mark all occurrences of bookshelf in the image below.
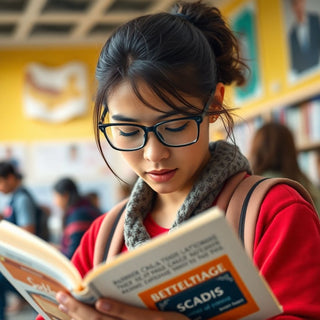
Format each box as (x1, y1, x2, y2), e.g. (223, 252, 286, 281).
(271, 95, 320, 151)
(212, 87, 320, 154)
(212, 93, 320, 186)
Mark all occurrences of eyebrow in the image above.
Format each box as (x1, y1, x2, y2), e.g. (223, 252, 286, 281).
(111, 110, 180, 122)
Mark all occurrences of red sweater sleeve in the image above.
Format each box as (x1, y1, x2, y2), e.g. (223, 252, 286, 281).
(254, 184, 320, 319)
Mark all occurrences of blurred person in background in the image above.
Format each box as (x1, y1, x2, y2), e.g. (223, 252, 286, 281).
(0, 162, 36, 232)
(53, 177, 102, 259)
(84, 191, 101, 210)
(0, 161, 41, 319)
(249, 121, 320, 215)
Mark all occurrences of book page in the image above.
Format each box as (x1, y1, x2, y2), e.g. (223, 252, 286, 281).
(0, 243, 77, 320)
(0, 220, 80, 282)
(78, 207, 282, 320)
(0, 220, 82, 320)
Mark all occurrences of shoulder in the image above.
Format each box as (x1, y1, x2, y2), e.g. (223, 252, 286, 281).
(13, 187, 29, 200)
(12, 188, 35, 207)
(255, 182, 319, 246)
(253, 183, 320, 316)
(260, 183, 316, 216)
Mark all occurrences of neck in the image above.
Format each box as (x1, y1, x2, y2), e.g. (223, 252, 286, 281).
(151, 192, 187, 228)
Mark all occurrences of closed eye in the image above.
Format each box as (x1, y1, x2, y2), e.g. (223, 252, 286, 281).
(119, 129, 140, 137)
(165, 121, 189, 132)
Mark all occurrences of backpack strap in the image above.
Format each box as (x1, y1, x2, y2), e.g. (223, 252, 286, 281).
(215, 171, 247, 211)
(216, 172, 261, 237)
(221, 175, 266, 238)
(224, 175, 268, 258)
(241, 177, 314, 258)
(93, 198, 128, 266)
(221, 174, 315, 259)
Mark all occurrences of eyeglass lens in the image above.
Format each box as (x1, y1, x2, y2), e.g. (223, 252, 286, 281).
(106, 118, 199, 150)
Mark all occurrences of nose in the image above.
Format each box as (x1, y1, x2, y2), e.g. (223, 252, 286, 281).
(143, 132, 170, 162)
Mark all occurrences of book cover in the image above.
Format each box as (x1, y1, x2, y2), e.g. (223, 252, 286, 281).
(0, 207, 282, 320)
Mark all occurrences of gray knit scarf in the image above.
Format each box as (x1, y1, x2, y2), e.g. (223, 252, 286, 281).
(124, 140, 251, 250)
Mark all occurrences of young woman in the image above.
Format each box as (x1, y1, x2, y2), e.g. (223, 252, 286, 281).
(53, 177, 102, 259)
(37, 1, 320, 319)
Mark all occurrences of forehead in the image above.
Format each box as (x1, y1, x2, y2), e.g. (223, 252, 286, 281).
(0, 175, 10, 181)
(107, 81, 202, 118)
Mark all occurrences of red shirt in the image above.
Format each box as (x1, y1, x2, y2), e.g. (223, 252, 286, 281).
(38, 183, 320, 319)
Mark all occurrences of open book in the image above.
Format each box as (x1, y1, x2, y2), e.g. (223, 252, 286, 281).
(0, 207, 282, 320)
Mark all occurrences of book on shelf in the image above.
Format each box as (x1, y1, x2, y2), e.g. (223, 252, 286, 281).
(309, 97, 320, 141)
(272, 95, 320, 150)
(0, 206, 282, 320)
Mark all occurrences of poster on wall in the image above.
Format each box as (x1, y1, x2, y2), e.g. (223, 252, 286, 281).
(30, 139, 135, 182)
(23, 62, 88, 123)
(230, 1, 262, 105)
(30, 140, 110, 181)
(282, 0, 320, 83)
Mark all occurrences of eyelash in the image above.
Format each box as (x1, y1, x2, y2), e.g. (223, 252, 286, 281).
(165, 122, 188, 132)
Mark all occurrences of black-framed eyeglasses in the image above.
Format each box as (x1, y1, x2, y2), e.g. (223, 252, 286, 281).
(98, 93, 214, 151)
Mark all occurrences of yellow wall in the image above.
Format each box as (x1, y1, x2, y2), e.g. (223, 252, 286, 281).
(1, 0, 320, 142)
(0, 45, 101, 142)
(221, 0, 320, 119)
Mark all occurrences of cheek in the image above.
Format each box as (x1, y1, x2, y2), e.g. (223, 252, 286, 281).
(53, 195, 60, 207)
(120, 152, 142, 173)
(0, 181, 9, 193)
(53, 194, 65, 209)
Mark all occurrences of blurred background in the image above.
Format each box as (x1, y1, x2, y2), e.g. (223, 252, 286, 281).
(1, 0, 320, 245)
(1, 0, 320, 240)
(0, 0, 320, 317)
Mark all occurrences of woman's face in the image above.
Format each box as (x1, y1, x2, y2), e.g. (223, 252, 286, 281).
(106, 82, 212, 198)
(53, 192, 69, 211)
(0, 175, 16, 194)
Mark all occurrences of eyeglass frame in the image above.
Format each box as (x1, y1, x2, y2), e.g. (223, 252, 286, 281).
(98, 91, 215, 152)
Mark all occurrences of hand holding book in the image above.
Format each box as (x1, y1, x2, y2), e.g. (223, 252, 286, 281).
(55, 291, 190, 320)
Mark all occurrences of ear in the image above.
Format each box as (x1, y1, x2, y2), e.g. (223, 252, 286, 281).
(213, 82, 225, 105)
(208, 82, 225, 123)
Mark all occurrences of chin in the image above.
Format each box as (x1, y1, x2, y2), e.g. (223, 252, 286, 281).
(149, 182, 177, 194)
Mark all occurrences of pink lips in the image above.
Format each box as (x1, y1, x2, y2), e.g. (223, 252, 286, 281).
(147, 169, 177, 183)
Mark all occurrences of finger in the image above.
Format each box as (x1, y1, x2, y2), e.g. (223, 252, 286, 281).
(95, 298, 188, 320)
(56, 291, 114, 320)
